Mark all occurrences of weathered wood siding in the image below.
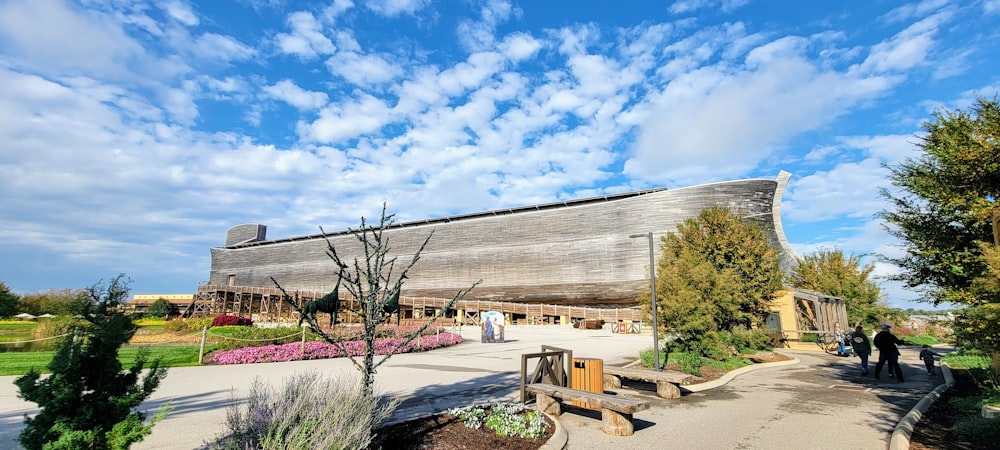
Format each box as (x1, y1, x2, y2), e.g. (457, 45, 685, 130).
(208, 173, 797, 305)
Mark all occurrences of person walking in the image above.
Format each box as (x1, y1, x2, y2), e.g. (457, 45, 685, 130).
(834, 322, 847, 356)
(919, 345, 943, 375)
(873, 324, 906, 382)
(849, 325, 872, 376)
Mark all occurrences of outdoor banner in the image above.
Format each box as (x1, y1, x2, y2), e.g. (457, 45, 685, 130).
(481, 310, 505, 343)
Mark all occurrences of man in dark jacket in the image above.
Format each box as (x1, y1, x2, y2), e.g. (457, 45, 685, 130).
(873, 324, 906, 381)
(850, 325, 872, 376)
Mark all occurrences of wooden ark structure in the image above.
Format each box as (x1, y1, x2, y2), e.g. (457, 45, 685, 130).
(196, 172, 801, 324)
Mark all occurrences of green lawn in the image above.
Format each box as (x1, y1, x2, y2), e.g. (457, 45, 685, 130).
(0, 322, 37, 343)
(0, 345, 215, 376)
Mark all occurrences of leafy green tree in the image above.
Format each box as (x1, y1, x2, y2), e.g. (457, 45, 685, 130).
(879, 96, 1000, 305)
(146, 298, 174, 318)
(789, 248, 887, 326)
(651, 206, 784, 358)
(15, 274, 168, 450)
(18, 288, 92, 317)
(0, 281, 19, 317)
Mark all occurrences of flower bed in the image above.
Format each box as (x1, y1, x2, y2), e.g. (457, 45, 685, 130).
(209, 332, 464, 365)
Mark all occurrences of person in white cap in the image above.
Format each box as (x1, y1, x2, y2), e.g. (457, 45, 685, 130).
(873, 324, 907, 381)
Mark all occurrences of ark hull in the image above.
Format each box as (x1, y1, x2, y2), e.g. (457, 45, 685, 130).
(208, 172, 797, 306)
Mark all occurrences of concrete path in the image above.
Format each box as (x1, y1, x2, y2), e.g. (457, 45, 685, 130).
(561, 347, 944, 449)
(0, 326, 944, 449)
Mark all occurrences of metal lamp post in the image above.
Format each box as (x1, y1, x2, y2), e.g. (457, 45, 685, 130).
(630, 232, 661, 371)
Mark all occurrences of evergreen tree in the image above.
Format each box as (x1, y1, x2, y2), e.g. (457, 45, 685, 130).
(880, 95, 1000, 377)
(652, 207, 784, 357)
(879, 96, 1000, 305)
(15, 274, 168, 450)
(146, 298, 174, 318)
(0, 281, 18, 318)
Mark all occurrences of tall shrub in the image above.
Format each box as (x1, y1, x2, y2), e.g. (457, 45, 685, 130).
(15, 274, 168, 450)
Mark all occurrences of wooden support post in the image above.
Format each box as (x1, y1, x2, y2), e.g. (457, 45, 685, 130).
(603, 374, 621, 390)
(198, 326, 207, 364)
(301, 325, 307, 359)
(656, 380, 681, 399)
(601, 409, 635, 436)
(535, 393, 561, 416)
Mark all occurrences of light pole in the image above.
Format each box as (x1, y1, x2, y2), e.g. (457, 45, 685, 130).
(630, 232, 661, 371)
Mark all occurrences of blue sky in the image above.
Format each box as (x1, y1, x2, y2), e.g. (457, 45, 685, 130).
(1, 0, 998, 309)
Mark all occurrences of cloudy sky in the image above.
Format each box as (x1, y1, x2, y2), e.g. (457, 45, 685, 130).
(1, 0, 998, 309)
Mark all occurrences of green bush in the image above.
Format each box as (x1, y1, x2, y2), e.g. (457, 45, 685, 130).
(727, 327, 774, 353)
(952, 416, 1000, 442)
(211, 326, 305, 351)
(211, 371, 396, 449)
(693, 331, 732, 361)
(31, 316, 85, 351)
(638, 347, 667, 369)
(676, 352, 702, 376)
(146, 299, 173, 318)
(943, 352, 991, 370)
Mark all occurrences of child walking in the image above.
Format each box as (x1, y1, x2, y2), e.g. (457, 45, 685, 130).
(919, 345, 943, 375)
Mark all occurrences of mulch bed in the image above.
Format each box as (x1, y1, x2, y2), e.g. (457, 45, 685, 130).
(909, 368, 999, 450)
(371, 411, 555, 450)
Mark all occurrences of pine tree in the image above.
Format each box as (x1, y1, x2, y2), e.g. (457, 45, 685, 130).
(15, 274, 168, 450)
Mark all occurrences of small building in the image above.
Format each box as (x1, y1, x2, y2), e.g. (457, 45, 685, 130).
(126, 294, 196, 316)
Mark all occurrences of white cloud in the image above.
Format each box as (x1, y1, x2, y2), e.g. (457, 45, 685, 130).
(436, 51, 504, 96)
(0, 0, 142, 79)
(163, 0, 200, 26)
(263, 79, 329, 110)
(298, 94, 393, 143)
(987, 0, 1000, 14)
(325, 51, 401, 86)
(784, 158, 888, 222)
(837, 134, 919, 165)
(627, 35, 895, 186)
(499, 32, 541, 62)
(669, 0, 749, 14)
(365, 0, 429, 17)
(880, 0, 950, 24)
(275, 11, 336, 58)
(860, 13, 945, 73)
(324, 0, 355, 19)
(192, 33, 256, 62)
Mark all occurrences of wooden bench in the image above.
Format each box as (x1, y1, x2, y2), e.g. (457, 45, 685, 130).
(524, 383, 650, 436)
(603, 366, 693, 399)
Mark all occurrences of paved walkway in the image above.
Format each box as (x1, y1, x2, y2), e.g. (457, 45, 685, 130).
(0, 326, 945, 449)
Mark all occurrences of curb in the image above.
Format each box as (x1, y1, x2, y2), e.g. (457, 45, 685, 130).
(888, 363, 955, 450)
(539, 411, 568, 450)
(683, 352, 800, 392)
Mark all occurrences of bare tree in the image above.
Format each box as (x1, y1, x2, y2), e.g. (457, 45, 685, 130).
(272, 204, 480, 397)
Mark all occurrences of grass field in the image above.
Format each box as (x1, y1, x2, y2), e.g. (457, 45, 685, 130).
(0, 321, 219, 376)
(0, 322, 37, 343)
(0, 344, 215, 376)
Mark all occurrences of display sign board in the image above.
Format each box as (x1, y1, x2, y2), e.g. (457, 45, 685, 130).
(481, 310, 505, 343)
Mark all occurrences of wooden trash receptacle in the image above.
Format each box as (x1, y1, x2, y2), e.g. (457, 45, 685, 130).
(571, 357, 604, 409)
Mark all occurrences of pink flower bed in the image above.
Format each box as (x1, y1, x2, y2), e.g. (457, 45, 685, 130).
(209, 332, 464, 365)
